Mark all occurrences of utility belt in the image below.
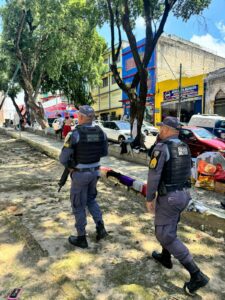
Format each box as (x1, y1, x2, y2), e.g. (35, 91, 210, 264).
(158, 181, 191, 196)
(73, 166, 100, 172)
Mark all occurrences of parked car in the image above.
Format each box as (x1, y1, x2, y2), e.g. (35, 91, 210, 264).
(179, 126, 225, 157)
(100, 121, 131, 143)
(188, 114, 225, 140)
(142, 121, 159, 136)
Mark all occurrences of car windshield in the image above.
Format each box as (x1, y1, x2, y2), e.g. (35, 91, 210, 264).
(193, 128, 216, 139)
(116, 122, 130, 130)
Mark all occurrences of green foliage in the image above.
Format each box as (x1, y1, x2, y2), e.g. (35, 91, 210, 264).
(173, 0, 211, 21)
(0, 39, 21, 100)
(0, 0, 106, 106)
(93, 0, 211, 27)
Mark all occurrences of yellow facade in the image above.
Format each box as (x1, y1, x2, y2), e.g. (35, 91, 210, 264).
(155, 74, 206, 124)
(92, 42, 129, 120)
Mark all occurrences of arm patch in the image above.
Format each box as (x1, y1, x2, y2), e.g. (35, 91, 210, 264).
(149, 150, 161, 169)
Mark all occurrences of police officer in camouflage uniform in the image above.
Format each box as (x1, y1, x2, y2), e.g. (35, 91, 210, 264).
(59, 105, 108, 248)
(146, 117, 209, 296)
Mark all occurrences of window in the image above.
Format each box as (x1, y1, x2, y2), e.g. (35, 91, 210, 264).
(112, 75, 116, 85)
(102, 77, 108, 87)
(193, 128, 215, 139)
(179, 129, 193, 139)
(117, 122, 130, 130)
(104, 58, 108, 65)
(218, 120, 225, 129)
(103, 121, 110, 128)
(109, 122, 118, 130)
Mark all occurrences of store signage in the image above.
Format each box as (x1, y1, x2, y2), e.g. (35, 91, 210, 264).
(163, 85, 198, 101)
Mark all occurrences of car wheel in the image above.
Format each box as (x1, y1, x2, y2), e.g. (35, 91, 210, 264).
(118, 135, 125, 143)
(144, 129, 148, 136)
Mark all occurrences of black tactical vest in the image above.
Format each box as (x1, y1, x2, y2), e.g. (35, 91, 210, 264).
(161, 139, 191, 185)
(73, 125, 106, 164)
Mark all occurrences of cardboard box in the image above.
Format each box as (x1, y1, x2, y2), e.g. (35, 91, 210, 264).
(215, 181, 225, 194)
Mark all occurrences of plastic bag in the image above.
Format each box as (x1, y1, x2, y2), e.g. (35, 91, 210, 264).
(195, 175, 215, 190)
(197, 160, 217, 175)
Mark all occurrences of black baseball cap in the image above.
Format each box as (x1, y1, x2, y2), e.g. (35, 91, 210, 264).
(156, 116, 181, 130)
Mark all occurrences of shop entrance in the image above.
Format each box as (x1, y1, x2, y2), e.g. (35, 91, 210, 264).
(161, 98, 202, 123)
(214, 90, 225, 116)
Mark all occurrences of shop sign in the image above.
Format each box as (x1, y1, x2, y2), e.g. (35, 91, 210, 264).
(164, 85, 198, 101)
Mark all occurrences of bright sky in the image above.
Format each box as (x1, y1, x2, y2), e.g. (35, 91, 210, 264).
(99, 0, 225, 58)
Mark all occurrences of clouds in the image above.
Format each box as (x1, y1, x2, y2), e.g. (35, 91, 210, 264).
(190, 21, 225, 58)
(135, 17, 145, 31)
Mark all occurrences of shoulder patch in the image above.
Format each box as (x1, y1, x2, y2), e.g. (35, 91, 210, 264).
(63, 131, 72, 148)
(149, 150, 161, 169)
(178, 145, 188, 156)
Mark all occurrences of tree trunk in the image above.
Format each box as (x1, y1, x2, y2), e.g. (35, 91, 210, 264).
(21, 73, 48, 129)
(10, 96, 23, 120)
(23, 90, 31, 125)
(134, 69, 148, 146)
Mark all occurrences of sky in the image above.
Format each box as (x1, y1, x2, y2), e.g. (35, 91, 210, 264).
(99, 0, 225, 58)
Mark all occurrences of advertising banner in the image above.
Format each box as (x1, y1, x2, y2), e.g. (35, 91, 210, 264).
(163, 85, 199, 101)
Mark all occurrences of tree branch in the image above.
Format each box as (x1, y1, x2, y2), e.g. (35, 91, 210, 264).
(15, 10, 26, 62)
(33, 67, 44, 101)
(122, 0, 143, 75)
(115, 8, 122, 61)
(143, 0, 154, 67)
(106, 0, 116, 62)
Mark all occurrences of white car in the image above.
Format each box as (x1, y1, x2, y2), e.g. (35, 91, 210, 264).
(100, 121, 131, 143)
(142, 121, 159, 136)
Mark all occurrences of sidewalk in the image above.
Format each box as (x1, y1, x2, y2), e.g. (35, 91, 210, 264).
(1, 127, 225, 223)
(0, 127, 149, 182)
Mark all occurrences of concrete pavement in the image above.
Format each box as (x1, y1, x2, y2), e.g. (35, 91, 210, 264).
(1, 126, 225, 229)
(0, 127, 149, 182)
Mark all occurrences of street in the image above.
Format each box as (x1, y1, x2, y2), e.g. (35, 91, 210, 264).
(0, 132, 225, 300)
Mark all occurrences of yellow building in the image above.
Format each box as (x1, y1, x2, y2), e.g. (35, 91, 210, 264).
(93, 34, 225, 122)
(92, 41, 129, 120)
(155, 74, 206, 124)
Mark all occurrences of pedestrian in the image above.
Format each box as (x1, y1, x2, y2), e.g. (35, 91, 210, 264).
(59, 105, 108, 248)
(62, 115, 72, 139)
(146, 116, 209, 296)
(70, 115, 76, 130)
(53, 113, 64, 140)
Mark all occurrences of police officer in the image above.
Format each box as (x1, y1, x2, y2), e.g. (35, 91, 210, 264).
(59, 105, 108, 248)
(146, 116, 209, 296)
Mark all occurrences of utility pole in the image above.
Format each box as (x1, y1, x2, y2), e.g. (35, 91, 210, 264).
(177, 63, 182, 121)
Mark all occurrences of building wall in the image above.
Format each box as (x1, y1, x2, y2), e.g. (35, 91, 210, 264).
(157, 35, 225, 82)
(205, 68, 225, 116)
(93, 35, 225, 121)
(155, 74, 205, 124)
(92, 41, 129, 119)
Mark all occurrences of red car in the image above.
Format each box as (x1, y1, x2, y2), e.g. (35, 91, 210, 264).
(179, 126, 225, 157)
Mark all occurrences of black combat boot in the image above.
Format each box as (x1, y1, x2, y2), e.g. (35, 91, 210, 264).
(183, 260, 209, 296)
(68, 235, 88, 248)
(96, 221, 108, 241)
(152, 248, 173, 269)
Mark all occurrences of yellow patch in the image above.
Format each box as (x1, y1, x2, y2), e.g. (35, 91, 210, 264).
(149, 157, 157, 169)
(149, 150, 161, 169)
(63, 132, 72, 148)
